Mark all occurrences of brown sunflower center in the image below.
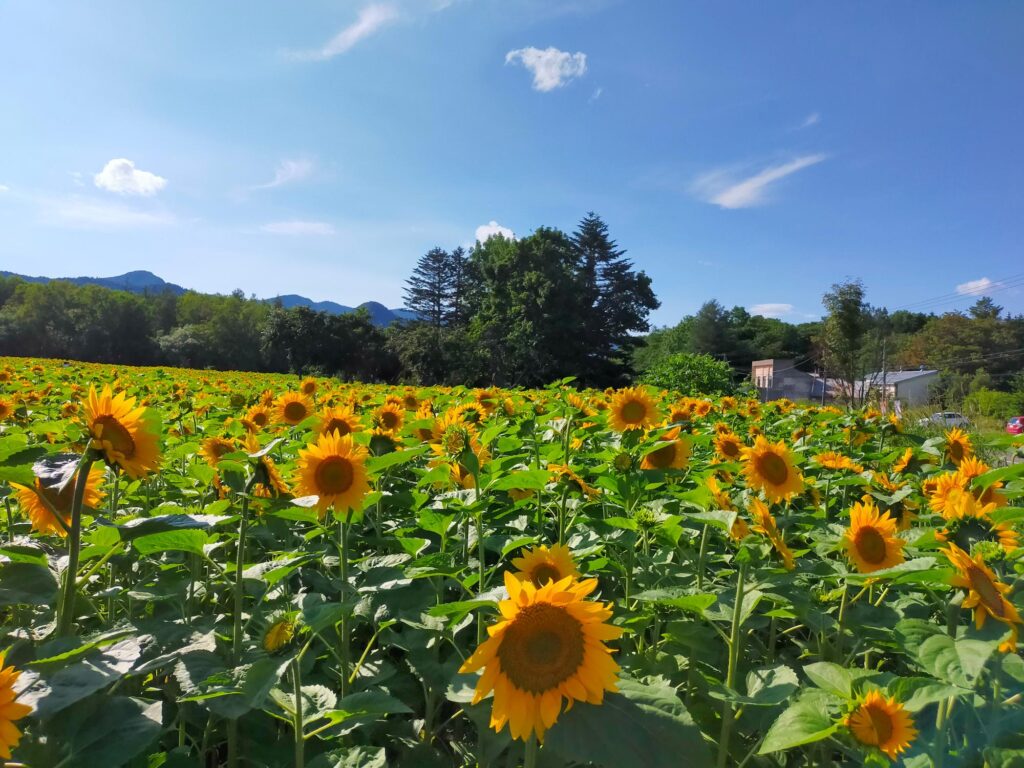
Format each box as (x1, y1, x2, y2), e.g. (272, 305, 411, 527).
(497, 603, 584, 694)
(315, 456, 354, 496)
(755, 452, 789, 486)
(967, 565, 1006, 617)
(380, 411, 400, 430)
(855, 527, 889, 565)
(324, 418, 352, 436)
(948, 441, 965, 463)
(529, 563, 563, 587)
(864, 703, 894, 745)
(620, 400, 646, 424)
(284, 401, 309, 423)
(646, 443, 676, 469)
(252, 411, 269, 427)
(94, 415, 136, 458)
(720, 440, 740, 459)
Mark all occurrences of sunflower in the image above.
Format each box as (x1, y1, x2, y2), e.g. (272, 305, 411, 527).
(319, 405, 362, 437)
(741, 436, 803, 502)
(872, 475, 918, 531)
(299, 377, 318, 396)
(956, 456, 1008, 507)
(275, 392, 314, 426)
(845, 690, 917, 761)
(707, 475, 734, 511)
(548, 463, 599, 499)
(944, 427, 972, 466)
(943, 543, 1022, 652)
(244, 403, 272, 431)
(892, 448, 921, 475)
(937, 489, 1018, 554)
(294, 432, 370, 514)
(607, 387, 659, 432)
(373, 403, 404, 433)
(714, 431, 744, 462)
(200, 436, 236, 467)
(85, 385, 161, 478)
(814, 451, 864, 474)
(749, 498, 796, 570)
(11, 466, 106, 537)
(927, 471, 964, 514)
(640, 427, 691, 471)
(511, 544, 580, 587)
(263, 614, 297, 653)
(244, 435, 291, 499)
(843, 500, 905, 574)
(0, 655, 31, 760)
(460, 571, 622, 742)
(0, 398, 13, 421)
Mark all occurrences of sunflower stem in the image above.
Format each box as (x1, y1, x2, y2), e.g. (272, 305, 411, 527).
(696, 524, 710, 591)
(523, 734, 539, 768)
(229, 471, 259, 768)
(292, 656, 305, 768)
(4, 496, 13, 542)
(56, 448, 95, 636)
(717, 560, 748, 768)
(339, 510, 352, 697)
(556, 485, 569, 546)
(476, 510, 486, 646)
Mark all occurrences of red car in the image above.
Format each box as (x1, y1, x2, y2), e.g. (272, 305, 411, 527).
(1007, 416, 1024, 435)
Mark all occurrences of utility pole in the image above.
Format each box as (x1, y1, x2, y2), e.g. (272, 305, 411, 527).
(880, 337, 888, 413)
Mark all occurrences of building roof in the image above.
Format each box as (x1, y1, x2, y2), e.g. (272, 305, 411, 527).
(861, 369, 938, 385)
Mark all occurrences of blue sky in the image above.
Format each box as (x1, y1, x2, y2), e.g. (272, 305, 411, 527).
(2, 1, 1022, 325)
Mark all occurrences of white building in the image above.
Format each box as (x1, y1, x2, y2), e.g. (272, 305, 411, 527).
(858, 368, 938, 407)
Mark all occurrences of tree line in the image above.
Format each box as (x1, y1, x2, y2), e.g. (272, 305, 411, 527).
(2, 217, 1023, 409)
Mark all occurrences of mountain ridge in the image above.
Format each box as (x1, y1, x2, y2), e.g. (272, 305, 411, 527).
(0, 269, 415, 326)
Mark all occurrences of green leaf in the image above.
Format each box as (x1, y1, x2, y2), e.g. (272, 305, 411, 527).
(544, 677, 712, 768)
(118, 512, 231, 540)
(804, 661, 855, 699)
(57, 696, 161, 768)
(915, 634, 999, 688)
(0, 561, 58, 606)
(759, 691, 840, 754)
(133, 528, 210, 557)
(366, 445, 427, 473)
(308, 747, 388, 768)
(488, 470, 551, 491)
(630, 589, 717, 616)
(310, 690, 413, 731)
(888, 677, 971, 712)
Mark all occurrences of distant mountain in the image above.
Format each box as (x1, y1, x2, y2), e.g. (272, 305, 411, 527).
(0, 269, 187, 295)
(1, 270, 415, 327)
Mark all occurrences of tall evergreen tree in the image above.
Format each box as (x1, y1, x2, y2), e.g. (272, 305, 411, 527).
(402, 247, 450, 329)
(572, 212, 659, 385)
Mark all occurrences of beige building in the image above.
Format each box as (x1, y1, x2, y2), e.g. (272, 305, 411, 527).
(752, 359, 824, 402)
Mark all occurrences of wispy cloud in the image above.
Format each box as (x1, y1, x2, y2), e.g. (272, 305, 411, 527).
(750, 303, 794, 318)
(475, 220, 515, 242)
(39, 196, 175, 229)
(251, 159, 314, 191)
(692, 154, 827, 209)
(798, 112, 820, 129)
(589, 87, 603, 103)
(288, 4, 399, 61)
(94, 158, 167, 197)
(505, 46, 587, 92)
(956, 277, 1000, 296)
(261, 220, 335, 235)
(0, 184, 9, 193)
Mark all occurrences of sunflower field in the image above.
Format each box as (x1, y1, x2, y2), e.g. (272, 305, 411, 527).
(1, 357, 1024, 768)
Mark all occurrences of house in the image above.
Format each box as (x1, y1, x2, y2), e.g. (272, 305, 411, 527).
(857, 368, 938, 408)
(752, 359, 823, 402)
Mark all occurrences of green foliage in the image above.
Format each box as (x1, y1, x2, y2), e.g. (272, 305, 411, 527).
(964, 388, 1024, 419)
(639, 352, 734, 396)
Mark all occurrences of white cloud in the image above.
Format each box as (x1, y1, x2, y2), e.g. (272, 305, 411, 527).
(289, 4, 399, 61)
(41, 196, 175, 229)
(750, 303, 794, 318)
(956, 277, 1000, 296)
(252, 159, 314, 191)
(692, 154, 827, 209)
(261, 220, 335, 235)
(0, 184, 9, 193)
(94, 158, 167, 197)
(589, 87, 603, 103)
(475, 220, 515, 242)
(505, 46, 587, 92)
(799, 112, 820, 129)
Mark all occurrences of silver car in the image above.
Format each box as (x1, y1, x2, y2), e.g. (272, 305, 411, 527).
(917, 411, 971, 428)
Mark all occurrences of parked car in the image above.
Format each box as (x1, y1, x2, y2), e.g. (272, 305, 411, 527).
(917, 411, 971, 429)
(1007, 416, 1024, 435)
